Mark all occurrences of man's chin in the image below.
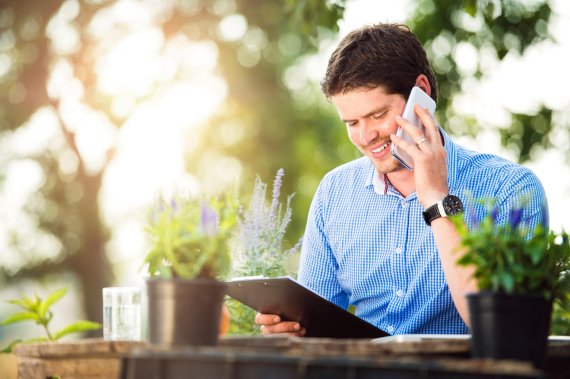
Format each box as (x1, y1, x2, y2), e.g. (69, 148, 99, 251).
(371, 156, 404, 174)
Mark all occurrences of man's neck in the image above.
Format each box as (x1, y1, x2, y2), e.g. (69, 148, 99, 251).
(386, 169, 415, 198)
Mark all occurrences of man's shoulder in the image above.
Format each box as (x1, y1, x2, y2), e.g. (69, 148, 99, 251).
(456, 145, 535, 177)
(453, 143, 543, 191)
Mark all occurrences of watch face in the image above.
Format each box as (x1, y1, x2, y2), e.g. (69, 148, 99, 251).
(443, 195, 464, 216)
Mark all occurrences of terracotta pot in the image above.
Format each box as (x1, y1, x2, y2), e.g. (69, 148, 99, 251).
(219, 304, 230, 336)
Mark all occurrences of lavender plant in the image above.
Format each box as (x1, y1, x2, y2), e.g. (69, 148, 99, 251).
(230, 168, 302, 278)
(227, 169, 303, 335)
(144, 192, 238, 280)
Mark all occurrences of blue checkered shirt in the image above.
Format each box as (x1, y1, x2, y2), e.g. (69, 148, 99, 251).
(298, 129, 548, 335)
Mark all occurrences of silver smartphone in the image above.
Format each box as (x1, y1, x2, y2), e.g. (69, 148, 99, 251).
(390, 86, 436, 170)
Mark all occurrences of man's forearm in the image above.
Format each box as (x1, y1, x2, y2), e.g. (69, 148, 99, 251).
(430, 217, 477, 327)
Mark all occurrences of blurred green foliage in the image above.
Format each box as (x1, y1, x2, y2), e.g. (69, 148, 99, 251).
(552, 298, 570, 335)
(411, 0, 559, 162)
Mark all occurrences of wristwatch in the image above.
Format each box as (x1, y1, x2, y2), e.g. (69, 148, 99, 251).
(422, 194, 464, 226)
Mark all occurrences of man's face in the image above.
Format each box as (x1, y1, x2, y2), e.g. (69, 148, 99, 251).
(331, 86, 406, 174)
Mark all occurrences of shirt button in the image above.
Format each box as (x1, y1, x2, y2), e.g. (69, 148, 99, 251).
(396, 289, 404, 297)
(387, 325, 395, 333)
(395, 246, 402, 254)
(401, 201, 409, 208)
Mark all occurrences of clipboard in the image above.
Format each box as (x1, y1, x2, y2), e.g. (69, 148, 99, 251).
(226, 276, 389, 339)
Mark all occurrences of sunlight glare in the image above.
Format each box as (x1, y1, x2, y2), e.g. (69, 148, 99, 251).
(88, 0, 154, 35)
(95, 28, 165, 97)
(101, 75, 227, 223)
(46, 0, 80, 55)
(47, 59, 84, 101)
(59, 99, 118, 173)
(217, 14, 248, 42)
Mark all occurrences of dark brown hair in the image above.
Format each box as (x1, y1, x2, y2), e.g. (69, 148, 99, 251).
(321, 23, 438, 102)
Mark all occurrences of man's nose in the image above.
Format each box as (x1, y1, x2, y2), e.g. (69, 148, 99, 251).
(359, 120, 377, 146)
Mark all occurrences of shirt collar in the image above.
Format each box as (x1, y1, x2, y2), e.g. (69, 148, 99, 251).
(363, 126, 459, 196)
(364, 162, 388, 195)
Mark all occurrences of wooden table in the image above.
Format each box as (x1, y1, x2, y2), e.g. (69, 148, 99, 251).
(121, 336, 570, 379)
(12, 336, 570, 379)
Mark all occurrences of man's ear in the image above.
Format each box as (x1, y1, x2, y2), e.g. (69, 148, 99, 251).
(414, 75, 431, 96)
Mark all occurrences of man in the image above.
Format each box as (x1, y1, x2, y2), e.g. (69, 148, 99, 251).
(256, 23, 547, 336)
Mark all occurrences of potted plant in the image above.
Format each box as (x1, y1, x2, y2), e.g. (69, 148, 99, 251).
(227, 169, 302, 335)
(453, 203, 570, 366)
(143, 192, 238, 346)
(0, 288, 134, 379)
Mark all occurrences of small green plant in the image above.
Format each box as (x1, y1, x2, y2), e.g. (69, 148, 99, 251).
(227, 169, 303, 335)
(144, 192, 239, 280)
(552, 296, 570, 335)
(0, 287, 101, 352)
(453, 203, 570, 306)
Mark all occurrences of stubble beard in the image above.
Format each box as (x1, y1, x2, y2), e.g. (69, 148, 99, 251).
(360, 138, 404, 174)
(372, 153, 404, 175)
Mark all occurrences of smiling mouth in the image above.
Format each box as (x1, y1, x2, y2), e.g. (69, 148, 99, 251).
(370, 141, 390, 154)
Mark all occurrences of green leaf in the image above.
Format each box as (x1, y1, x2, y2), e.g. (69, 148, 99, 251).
(38, 288, 67, 319)
(1, 339, 23, 353)
(0, 311, 40, 326)
(52, 320, 102, 340)
(7, 295, 40, 312)
(5, 299, 29, 310)
(499, 271, 515, 293)
(464, 0, 477, 17)
(0, 336, 50, 353)
(28, 294, 42, 312)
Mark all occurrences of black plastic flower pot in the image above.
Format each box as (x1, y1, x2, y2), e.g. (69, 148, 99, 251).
(467, 292, 552, 366)
(146, 278, 226, 347)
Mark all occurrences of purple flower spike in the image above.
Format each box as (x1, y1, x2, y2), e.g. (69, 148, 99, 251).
(271, 169, 285, 214)
(466, 205, 479, 228)
(509, 208, 523, 229)
(540, 204, 549, 228)
(490, 207, 499, 225)
(200, 204, 218, 236)
(270, 168, 285, 219)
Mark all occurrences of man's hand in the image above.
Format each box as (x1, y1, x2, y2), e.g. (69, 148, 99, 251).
(255, 313, 306, 337)
(390, 104, 449, 208)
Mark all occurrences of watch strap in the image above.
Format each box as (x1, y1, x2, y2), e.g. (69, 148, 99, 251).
(422, 201, 443, 226)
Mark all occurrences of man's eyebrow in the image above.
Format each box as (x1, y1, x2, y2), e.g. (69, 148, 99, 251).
(341, 105, 389, 123)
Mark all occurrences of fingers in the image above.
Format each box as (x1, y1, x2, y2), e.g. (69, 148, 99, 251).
(255, 313, 306, 337)
(390, 126, 418, 156)
(413, 104, 439, 143)
(260, 322, 306, 336)
(392, 116, 426, 157)
(396, 113, 425, 144)
(255, 313, 281, 325)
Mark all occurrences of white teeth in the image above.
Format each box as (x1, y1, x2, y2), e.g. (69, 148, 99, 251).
(371, 142, 389, 153)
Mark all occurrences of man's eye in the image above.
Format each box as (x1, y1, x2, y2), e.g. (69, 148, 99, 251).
(371, 112, 387, 120)
(346, 121, 358, 127)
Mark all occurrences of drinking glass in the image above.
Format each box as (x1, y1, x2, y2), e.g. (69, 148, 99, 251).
(102, 287, 142, 341)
